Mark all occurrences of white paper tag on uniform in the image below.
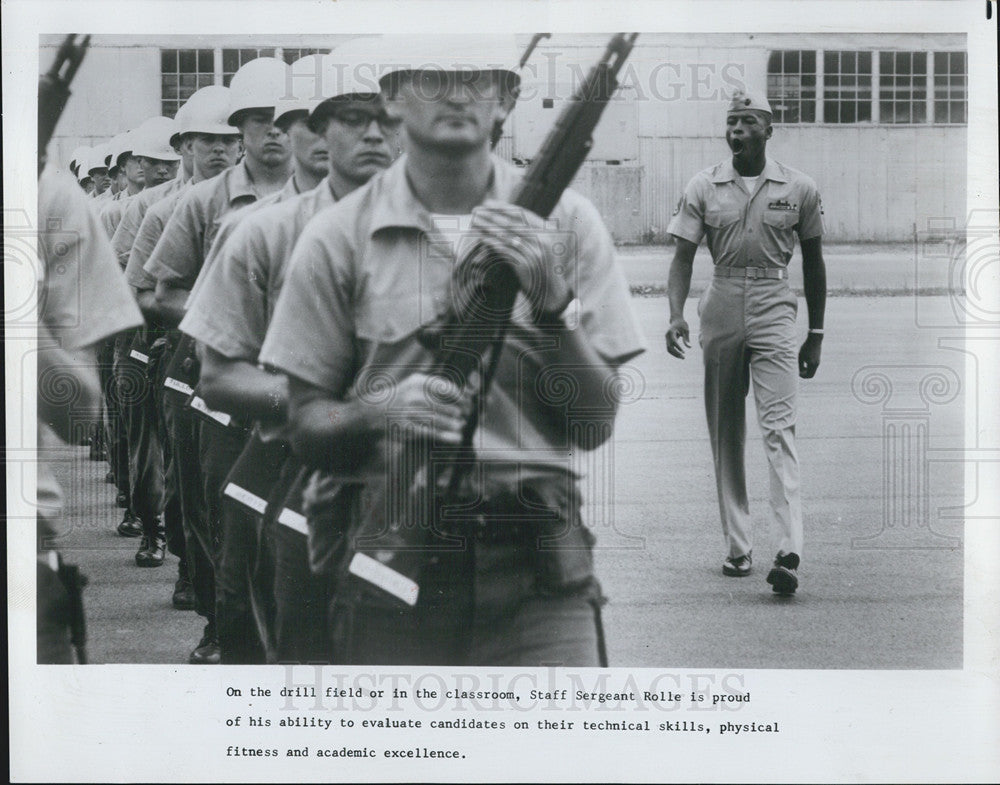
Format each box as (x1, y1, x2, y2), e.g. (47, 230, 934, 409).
(348, 552, 419, 606)
(129, 349, 150, 364)
(164, 377, 194, 396)
(189, 395, 232, 427)
(277, 507, 308, 536)
(223, 482, 267, 514)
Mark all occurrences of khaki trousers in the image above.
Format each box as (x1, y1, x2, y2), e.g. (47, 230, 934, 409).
(698, 274, 804, 559)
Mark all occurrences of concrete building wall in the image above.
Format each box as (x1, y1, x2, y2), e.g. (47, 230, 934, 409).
(634, 125, 967, 243)
(42, 43, 162, 170)
(40, 32, 967, 242)
(513, 33, 967, 242)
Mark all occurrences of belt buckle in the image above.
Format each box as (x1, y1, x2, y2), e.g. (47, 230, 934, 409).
(746, 267, 759, 279)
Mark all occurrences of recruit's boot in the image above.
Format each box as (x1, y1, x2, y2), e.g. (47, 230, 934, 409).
(135, 520, 166, 567)
(172, 558, 195, 610)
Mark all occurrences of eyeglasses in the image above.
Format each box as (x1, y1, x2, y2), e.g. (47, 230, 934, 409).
(330, 108, 402, 132)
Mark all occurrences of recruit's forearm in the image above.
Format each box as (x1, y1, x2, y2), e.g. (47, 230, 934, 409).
(153, 280, 189, 328)
(286, 379, 373, 474)
(134, 287, 169, 329)
(198, 346, 288, 423)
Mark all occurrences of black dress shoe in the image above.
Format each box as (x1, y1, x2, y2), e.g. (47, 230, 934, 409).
(135, 535, 166, 567)
(766, 551, 800, 596)
(116, 510, 143, 538)
(172, 576, 196, 610)
(189, 633, 221, 664)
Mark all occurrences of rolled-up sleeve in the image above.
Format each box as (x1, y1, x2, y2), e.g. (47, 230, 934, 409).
(259, 212, 357, 396)
(666, 176, 707, 245)
(144, 189, 204, 288)
(796, 179, 825, 241)
(560, 191, 645, 366)
(125, 206, 168, 291)
(181, 218, 270, 361)
(111, 196, 147, 268)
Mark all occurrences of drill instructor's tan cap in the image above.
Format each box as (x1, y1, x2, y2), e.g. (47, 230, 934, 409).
(727, 88, 772, 116)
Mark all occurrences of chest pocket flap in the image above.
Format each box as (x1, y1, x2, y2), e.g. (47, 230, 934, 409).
(762, 209, 799, 231)
(705, 208, 742, 229)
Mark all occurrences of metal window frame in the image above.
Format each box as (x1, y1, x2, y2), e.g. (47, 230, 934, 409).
(160, 46, 221, 118)
(932, 50, 968, 125)
(766, 49, 817, 124)
(821, 49, 873, 125)
(877, 50, 932, 126)
(768, 47, 967, 127)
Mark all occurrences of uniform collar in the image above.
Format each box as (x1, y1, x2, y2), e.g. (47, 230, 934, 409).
(227, 160, 258, 204)
(281, 174, 304, 199)
(322, 176, 341, 203)
(368, 154, 520, 236)
(711, 157, 788, 185)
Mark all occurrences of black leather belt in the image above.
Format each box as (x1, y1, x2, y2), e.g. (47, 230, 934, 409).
(435, 492, 559, 544)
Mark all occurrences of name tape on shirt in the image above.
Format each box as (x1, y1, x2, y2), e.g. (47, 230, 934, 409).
(164, 377, 195, 396)
(129, 349, 150, 364)
(277, 507, 308, 536)
(767, 199, 798, 211)
(223, 482, 268, 515)
(348, 552, 419, 606)
(189, 395, 232, 427)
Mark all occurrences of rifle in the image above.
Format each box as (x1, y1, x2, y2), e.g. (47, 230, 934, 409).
(346, 33, 640, 608)
(38, 34, 90, 175)
(56, 559, 89, 664)
(489, 32, 551, 149)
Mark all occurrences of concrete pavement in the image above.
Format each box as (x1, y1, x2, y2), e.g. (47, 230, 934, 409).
(598, 295, 963, 668)
(618, 242, 964, 295)
(48, 295, 964, 667)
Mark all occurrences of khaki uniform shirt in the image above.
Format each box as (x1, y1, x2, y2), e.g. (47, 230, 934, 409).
(98, 190, 133, 240)
(668, 158, 824, 268)
(124, 184, 192, 292)
(111, 177, 186, 268)
(143, 161, 260, 288)
(39, 169, 144, 349)
(259, 156, 645, 478)
(180, 177, 334, 360)
(186, 172, 304, 306)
